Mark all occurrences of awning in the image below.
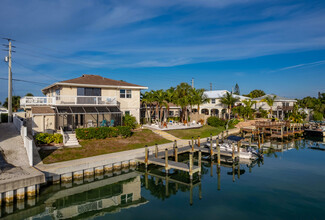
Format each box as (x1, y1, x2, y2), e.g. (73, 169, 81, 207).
(55, 106, 122, 115)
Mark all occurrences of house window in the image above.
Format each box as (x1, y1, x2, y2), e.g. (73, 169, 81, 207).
(211, 99, 216, 104)
(77, 87, 101, 96)
(120, 89, 132, 98)
(125, 111, 130, 115)
(55, 88, 60, 100)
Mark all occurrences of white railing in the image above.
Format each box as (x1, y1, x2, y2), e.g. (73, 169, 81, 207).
(20, 96, 118, 107)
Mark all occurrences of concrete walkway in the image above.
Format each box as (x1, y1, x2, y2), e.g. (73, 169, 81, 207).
(150, 129, 182, 141)
(0, 123, 45, 193)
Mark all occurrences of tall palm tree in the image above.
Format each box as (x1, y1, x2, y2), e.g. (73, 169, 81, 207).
(261, 95, 277, 118)
(154, 89, 167, 123)
(192, 88, 209, 114)
(164, 87, 175, 119)
(141, 91, 153, 124)
(220, 92, 239, 119)
(242, 99, 256, 120)
(174, 83, 192, 122)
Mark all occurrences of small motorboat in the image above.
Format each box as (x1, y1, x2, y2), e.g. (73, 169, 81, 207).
(205, 142, 261, 160)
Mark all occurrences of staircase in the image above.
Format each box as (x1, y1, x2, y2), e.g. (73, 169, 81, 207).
(64, 132, 80, 147)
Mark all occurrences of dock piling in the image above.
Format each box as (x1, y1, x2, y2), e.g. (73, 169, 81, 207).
(189, 152, 193, 180)
(165, 148, 169, 172)
(232, 142, 235, 161)
(174, 146, 178, 162)
(198, 136, 201, 147)
(198, 150, 202, 176)
(145, 145, 148, 168)
(155, 144, 158, 158)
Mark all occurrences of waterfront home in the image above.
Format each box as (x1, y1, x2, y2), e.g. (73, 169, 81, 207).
(20, 74, 147, 133)
(197, 90, 249, 118)
(252, 94, 297, 119)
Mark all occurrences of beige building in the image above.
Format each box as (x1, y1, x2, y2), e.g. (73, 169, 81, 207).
(20, 74, 147, 133)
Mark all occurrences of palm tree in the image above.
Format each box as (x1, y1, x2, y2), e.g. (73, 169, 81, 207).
(3, 96, 21, 112)
(261, 95, 277, 118)
(220, 92, 239, 120)
(164, 87, 175, 120)
(242, 99, 256, 120)
(141, 91, 152, 124)
(173, 83, 192, 122)
(192, 88, 209, 114)
(154, 89, 167, 124)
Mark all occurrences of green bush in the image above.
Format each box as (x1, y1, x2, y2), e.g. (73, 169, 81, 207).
(34, 133, 63, 144)
(313, 112, 323, 121)
(123, 114, 137, 129)
(1, 113, 8, 123)
(207, 116, 226, 127)
(228, 119, 240, 128)
(75, 126, 132, 140)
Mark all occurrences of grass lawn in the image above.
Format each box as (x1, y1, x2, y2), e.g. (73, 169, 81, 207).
(166, 125, 226, 139)
(39, 129, 171, 164)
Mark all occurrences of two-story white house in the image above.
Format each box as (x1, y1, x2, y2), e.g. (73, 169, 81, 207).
(196, 90, 249, 118)
(252, 94, 297, 119)
(20, 74, 147, 133)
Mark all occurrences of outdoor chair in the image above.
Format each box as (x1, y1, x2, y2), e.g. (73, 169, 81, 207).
(110, 119, 115, 127)
(100, 119, 107, 127)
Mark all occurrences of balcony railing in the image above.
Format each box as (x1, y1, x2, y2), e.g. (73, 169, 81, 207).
(20, 96, 118, 107)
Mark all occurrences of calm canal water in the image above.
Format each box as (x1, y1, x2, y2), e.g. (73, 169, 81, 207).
(2, 138, 325, 220)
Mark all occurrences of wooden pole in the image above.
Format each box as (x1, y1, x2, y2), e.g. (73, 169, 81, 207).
(198, 150, 202, 176)
(210, 137, 213, 158)
(189, 152, 193, 180)
(174, 146, 178, 162)
(165, 148, 169, 173)
(217, 141, 221, 167)
(221, 131, 224, 141)
(249, 138, 251, 148)
(258, 134, 261, 150)
(232, 142, 235, 161)
(198, 136, 201, 148)
(155, 144, 158, 158)
(174, 140, 177, 148)
(192, 137, 194, 152)
(145, 145, 148, 168)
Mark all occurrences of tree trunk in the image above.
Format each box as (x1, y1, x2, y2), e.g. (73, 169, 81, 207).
(228, 106, 231, 120)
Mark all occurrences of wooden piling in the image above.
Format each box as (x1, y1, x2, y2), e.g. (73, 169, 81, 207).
(174, 146, 178, 162)
(165, 148, 169, 172)
(210, 137, 213, 158)
(258, 135, 261, 150)
(191, 137, 194, 152)
(198, 150, 202, 176)
(249, 138, 251, 148)
(198, 136, 201, 147)
(155, 144, 158, 158)
(145, 145, 148, 168)
(232, 142, 235, 160)
(217, 142, 221, 167)
(189, 152, 193, 180)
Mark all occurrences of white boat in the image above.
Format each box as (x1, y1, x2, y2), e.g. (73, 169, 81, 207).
(205, 142, 260, 160)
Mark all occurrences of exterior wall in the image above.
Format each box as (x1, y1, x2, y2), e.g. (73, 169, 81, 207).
(254, 101, 296, 111)
(32, 115, 55, 133)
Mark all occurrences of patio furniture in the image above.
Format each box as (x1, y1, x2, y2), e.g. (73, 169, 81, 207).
(110, 119, 115, 127)
(100, 119, 107, 127)
(87, 120, 94, 127)
(169, 120, 173, 125)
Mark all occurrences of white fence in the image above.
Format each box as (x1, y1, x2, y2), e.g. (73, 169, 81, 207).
(13, 115, 34, 166)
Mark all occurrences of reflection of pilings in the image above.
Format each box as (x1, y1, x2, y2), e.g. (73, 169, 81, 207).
(217, 167, 221, 191)
(199, 183, 202, 200)
(232, 163, 235, 182)
(165, 173, 169, 197)
(237, 164, 240, 179)
(190, 180, 193, 206)
(145, 171, 148, 189)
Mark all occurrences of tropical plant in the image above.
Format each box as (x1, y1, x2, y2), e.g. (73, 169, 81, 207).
(220, 92, 239, 119)
(154, 89, 168, 124)
(141, 91, 155, 124)
(288, 104, 305, 123)
(244, 89, 265, 98)
(191, 88, 209, 114)
(25, 93, 34, 96)
(123, 114, 137, 129)
(260, 95, 277, 118)
(164, 87, 175, 120)
(207, 116, 226, 127)
(173, 83, 192, 122)
(313, 112, 323, 121)
(3, 96, 21, 112)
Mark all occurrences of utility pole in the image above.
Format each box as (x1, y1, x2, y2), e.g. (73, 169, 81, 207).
(191, 78, 194, 89)
(3, 38, 15, 122)
(210, 83, 212, 91)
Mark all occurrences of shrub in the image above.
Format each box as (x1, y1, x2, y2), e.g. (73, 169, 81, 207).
(34, 133, 63, 144)
(75, 126, 132, 140)
(228, 119, 240, 128)
(123, 114, 137, 129)
(1, 113, 8, 123)
(313, 112, 323, 121)
(207, 116, 226, 127)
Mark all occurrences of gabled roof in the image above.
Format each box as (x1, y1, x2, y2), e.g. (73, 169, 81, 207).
(42, 74, 148, 93)
(252, 94, 297, 102)
(204, 90, 249, 100)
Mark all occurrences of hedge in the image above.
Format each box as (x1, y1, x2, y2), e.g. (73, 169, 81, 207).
(207, 116, 226, 127)
(75, 126, 132, 140)
(35, 133, 63, 145)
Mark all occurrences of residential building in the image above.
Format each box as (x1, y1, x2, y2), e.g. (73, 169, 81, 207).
(196, 90, 249, 118)
(252, 94, 297, 119)
(20, 74, 147, 133)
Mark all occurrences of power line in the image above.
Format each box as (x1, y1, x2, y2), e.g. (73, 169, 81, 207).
(0, 77, 48, 86)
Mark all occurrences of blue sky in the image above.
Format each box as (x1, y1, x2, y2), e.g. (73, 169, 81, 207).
(0, 0, 324, 102)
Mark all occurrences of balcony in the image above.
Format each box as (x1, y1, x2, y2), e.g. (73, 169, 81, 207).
(20, 96, 119, 107)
